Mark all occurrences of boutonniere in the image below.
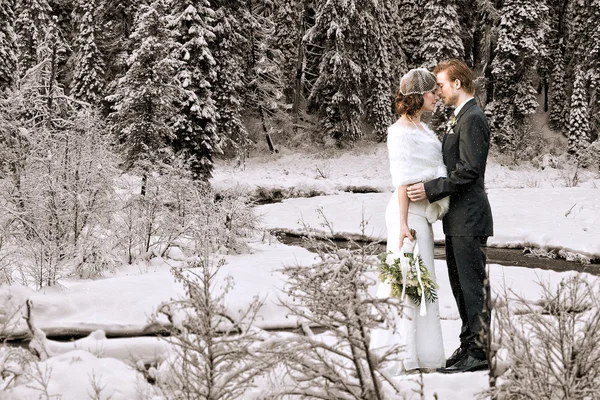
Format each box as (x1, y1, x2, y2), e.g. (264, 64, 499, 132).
(445, 116, 457, 134)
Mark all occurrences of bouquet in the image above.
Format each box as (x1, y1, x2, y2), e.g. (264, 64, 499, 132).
(377, 230, 438, 315)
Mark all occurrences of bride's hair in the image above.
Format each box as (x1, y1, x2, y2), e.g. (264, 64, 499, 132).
(395, 91, 426, 118)
(395, 68, 436, 118)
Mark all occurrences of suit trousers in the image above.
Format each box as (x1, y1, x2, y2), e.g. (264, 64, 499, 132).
(445, 235, 491, 360)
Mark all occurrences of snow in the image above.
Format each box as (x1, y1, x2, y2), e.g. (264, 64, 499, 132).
(256, 187, 600, 258)
(1, 142, 599, 399)
(3, 350, 157, 400)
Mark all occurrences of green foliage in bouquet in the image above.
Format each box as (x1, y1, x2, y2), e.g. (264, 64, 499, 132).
(377, 247, 438, 306)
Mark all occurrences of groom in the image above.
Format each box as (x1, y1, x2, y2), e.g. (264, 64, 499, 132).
(407, 59, 493, 373)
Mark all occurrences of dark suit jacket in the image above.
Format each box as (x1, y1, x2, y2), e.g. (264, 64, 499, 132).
(424, 98, 493, 237)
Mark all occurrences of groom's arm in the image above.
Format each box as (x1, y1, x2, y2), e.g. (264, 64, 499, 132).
(422, 113, 490, 203)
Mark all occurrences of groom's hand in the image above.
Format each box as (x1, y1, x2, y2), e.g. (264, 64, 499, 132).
(407, 183, 427, 201)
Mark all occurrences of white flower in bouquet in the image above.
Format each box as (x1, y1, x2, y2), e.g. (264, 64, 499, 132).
(377, 230, 438, 315)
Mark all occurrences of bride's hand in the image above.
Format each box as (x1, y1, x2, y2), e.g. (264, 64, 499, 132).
(399, 224, 414, 248)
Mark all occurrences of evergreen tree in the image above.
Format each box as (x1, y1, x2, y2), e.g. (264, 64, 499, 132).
(272, 0, 304, 103)
(549, 40, 568, 131)
(419, 1, 464, 70)
(456, 0, 477, 67)
(107, 1, 181, 182)
(14, 0, 52, 76)
(363, 0, 401, 141)
(583, 0, 600, 139)
(398, 0, 425, 69)
(307, 0, 363, 145)
(0, 0, 18, 92)
(487, 0, 549, 138)
(210, 1, 250, 153)
(169, 1, 219, 180)
(71, 0, 106, 104)
(245, 0, 288, 146)
(418, 1, 464, 137)
(568, 68, 591, 156)
(301, 4, 322, 100)
(98, 0, 144, 95)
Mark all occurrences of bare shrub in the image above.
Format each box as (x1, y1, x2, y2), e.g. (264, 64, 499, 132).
(269, 219, 405, 399)
(488, 275, 600, 399)
(112, 170, 257, 264)
(0, 101, 119, 287)
(154, 254, 273, 400)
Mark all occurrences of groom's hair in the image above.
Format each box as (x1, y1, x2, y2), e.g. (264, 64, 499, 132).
(434, 59, 475, 95)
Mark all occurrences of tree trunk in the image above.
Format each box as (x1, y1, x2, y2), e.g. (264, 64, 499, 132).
(544, 77, 549, 112)
(292, 2, 308, 134)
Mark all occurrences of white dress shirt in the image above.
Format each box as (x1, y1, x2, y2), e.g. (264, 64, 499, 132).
(454, 97, 474, 116)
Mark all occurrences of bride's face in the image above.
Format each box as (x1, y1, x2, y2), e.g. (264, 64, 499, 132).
(420, 90, 438, 113)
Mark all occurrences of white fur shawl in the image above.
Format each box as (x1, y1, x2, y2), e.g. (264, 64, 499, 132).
(387, 122, 449, 223)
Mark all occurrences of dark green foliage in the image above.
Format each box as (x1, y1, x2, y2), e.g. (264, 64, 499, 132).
(420, 0, 464, 70)
(210, 1, 250, 153)
(14, 0, 52, 75)
(170, 0, 219, 180)
(377, 251, 439, 305)
(398, 0, 424, 69)
(0, 0, 18, 92)
(272, 0, 304, 103)
(487, 0, 549, 145)
(1, 0, 596, 161)
(568, 69, 591, 156)
(549, 41, 568, 131)
(71, 0, 105, 104)
(363, 0, 404, 141)
(106, 1, 181, 172)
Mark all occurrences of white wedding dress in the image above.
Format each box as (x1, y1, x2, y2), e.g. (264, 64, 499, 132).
(370, 121, 446, 374)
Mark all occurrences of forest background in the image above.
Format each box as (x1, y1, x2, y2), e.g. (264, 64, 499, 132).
(0, 0, 598, 288)
(1, 0, 599, 179)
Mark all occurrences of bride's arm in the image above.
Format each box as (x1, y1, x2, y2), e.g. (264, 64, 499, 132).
(398, 185, 414, 248)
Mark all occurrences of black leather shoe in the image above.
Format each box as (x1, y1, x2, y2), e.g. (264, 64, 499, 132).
(445, 346, 468, 367)
(437, 355, 489, 374)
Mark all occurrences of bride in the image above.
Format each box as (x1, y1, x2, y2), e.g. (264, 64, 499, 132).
(371, 68, 448, 374)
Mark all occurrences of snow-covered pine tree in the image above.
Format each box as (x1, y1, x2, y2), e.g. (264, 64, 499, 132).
(306, 0, 363, 145)
(0, 0, 18, 92)
(476, 0, 501, 107)
(583, 0, 600, 139)
(169, 1, 219, 180)
(210, 1, 250, 155)
(272, 0, 304, 104)
(33, 19, 70, 120)
(567, 68, 591, 156)
(71, 0, 106, 105)
(419, 0, 464, 70)
(14, 0, 52, 77)
(107, 1, 181, 187)
(545, 0, 571, 133)
(549, 40, 568, 131)
(97, 0, 141, 87)
(418, 0, 465, 137)
(245, 0, 288, 148)
(456, 0, 477, 67)
(398, 0, 424, 69)
(301, 4, 322, 101)
(487, 0, 549, 141)
(363, 0, 401, 141)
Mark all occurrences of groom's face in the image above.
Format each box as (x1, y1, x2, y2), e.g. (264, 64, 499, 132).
(436, 71, 460, 107)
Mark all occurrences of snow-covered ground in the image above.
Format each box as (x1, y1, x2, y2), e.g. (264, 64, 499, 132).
(1, 142, 599, 399)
